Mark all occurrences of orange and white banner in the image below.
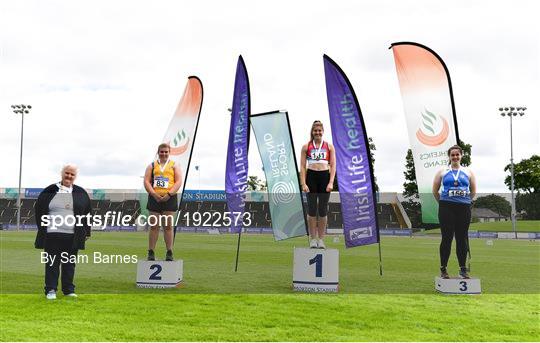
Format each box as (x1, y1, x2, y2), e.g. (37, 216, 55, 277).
(161, 76, 203, 177)
(391, 42, 459, 223)
(140, 76, 203, 216)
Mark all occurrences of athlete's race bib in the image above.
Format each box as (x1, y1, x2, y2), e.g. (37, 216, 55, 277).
(310, 151, 327, 161)
(448, 189, 470, 197)
(153, 176, 169, 189)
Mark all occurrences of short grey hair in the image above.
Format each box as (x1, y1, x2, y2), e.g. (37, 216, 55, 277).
(61, 163, 79, 175)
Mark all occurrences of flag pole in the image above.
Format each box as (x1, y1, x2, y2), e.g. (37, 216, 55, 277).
(466, 237, 471, 272)
(234, 230, 242, 272)
(378, 241, 383, 276)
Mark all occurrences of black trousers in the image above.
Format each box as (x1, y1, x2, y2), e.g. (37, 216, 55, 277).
(44, 234, 77, 295)
(438, 201, 471, 268)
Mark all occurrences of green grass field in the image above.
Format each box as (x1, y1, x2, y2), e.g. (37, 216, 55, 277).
(469, 220, 540, 232)
(1, 231, 539, 341)
(426, 220, 540, 235)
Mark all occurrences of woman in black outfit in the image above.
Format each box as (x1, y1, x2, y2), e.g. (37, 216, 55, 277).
(432, 145, 476, 279)
(35, 164, 91, 299)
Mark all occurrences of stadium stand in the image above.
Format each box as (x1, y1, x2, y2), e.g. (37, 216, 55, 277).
(1, 190, 410, 231)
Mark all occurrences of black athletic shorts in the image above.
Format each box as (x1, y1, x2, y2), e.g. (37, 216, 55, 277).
(147, 194, 178, 213)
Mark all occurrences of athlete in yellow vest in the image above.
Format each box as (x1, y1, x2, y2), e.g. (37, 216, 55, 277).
(144, 143, 182, 261)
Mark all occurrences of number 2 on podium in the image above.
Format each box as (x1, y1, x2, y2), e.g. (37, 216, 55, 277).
(309, 254, 323, 277)
(149, 264, 162, 280)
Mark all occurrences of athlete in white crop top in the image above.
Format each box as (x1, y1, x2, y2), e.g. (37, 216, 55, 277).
(300, 120, 336, 249)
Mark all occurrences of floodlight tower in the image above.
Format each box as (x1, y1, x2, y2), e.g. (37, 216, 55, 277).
(498, 106, 527, 239)
(11, 104, 32, 231)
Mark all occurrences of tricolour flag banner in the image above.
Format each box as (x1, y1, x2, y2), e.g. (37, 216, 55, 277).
(139, 76, 204, 217)
(225, 56, 250, 233)
(390, 42, 459, 224)
(250, 111, 307, 240)
(323, 55, 379, 248)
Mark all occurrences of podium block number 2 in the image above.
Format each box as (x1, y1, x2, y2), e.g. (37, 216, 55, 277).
(149, 264, 163, 280)
(309, 254, 323, 277)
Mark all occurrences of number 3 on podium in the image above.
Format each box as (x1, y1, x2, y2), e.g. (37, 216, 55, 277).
(459, 281, 468, 291)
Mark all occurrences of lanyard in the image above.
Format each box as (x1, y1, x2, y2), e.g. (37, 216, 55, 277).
(157, 158, 170, 175)
(451, 168, 461, 186)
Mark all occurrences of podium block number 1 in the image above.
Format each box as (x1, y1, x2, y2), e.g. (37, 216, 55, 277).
(309, 254, 323, 277)
(293, 248, 339, 293)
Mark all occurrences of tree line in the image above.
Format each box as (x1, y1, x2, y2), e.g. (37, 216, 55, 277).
(245, 138, 539, 224)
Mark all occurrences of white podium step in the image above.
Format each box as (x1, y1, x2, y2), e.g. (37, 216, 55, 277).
(435, 276, 481, 294)
(136, 260, 183, 288)
(293, 247, 339, 293)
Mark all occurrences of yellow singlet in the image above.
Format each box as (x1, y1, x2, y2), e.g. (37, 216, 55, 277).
(152, 160, 175, 195)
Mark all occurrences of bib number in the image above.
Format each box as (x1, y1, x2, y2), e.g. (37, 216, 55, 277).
(153, 176, 169, 189)
(449, 189, 470, 197)
(310, 151, 327, 161)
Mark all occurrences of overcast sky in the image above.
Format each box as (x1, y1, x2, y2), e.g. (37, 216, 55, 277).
(1, 0, 538, 193)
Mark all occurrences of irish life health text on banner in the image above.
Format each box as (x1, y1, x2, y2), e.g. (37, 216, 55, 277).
(251, 111, 307, 240)
(391, 43, 459, 224)
(225, 56, 250, 233)
(323, 55, 379, 247)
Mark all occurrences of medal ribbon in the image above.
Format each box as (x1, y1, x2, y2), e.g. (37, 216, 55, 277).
(451, 168, 461, 186)
(313, 140, 324, 160)
(157, 158, 170, 176)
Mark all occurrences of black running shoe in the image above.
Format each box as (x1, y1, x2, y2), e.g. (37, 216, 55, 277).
(440, 267, 450, 279)
(165, 250, 174, 261)
(459, 267, 470, 279)
(147, 249, 155, 261)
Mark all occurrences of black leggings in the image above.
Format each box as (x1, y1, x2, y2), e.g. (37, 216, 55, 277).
(438, 201, 471, 268)
(306, 169, 330, 217)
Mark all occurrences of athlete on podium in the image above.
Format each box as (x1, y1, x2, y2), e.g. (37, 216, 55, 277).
(144, 143, 182, 261)
(300, 120, 336, 249)
(432, 145, 476, 279)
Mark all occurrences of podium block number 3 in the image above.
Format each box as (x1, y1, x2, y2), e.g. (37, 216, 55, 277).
(150, 264, 163, 280)
(309, 254, 323, 277)
(459, 281, 467, 291)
